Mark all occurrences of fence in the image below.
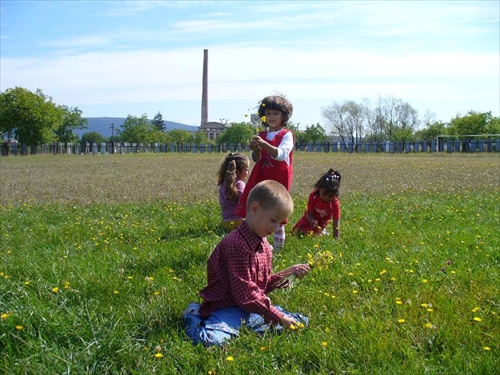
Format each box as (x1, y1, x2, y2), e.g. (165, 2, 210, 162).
(2, 139, 499, 156)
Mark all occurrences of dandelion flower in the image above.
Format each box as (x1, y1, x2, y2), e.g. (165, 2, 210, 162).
(484, 347, 491, 351)
(398, 319, 406, 323)
(260, 116, 267, 123)
(472, 307, 481, 312)
(16, 325, 23, 330)
(322, 341, 328, 347)
(226, 356, 234, 361)
(1, 313, 10, 319)
(52, 287, 59, 293)
(473, 317, 482, 322)
(425, 322, 434, 329)
(260, 346, 266, 351)
(154, 353, 163, 358)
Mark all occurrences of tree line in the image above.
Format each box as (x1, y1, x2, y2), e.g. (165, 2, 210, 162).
(1, 87, 498, 152)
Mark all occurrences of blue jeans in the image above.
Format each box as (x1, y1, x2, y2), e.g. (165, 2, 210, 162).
(182, 302, 309, 347)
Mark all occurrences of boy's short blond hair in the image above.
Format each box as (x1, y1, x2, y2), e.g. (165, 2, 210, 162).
(247, 180, 293, 215)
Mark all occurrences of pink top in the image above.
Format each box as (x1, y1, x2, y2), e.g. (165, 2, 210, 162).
(219, 180, 245, 222)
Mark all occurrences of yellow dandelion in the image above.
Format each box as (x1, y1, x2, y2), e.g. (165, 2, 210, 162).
(260, 346, 266, 351)
(396, 300, 403, 305)
(484, 346, 491, 351)
(321, 341, 328, 347)
(260, 116, 267, 123)
(226, 356, 234, 361)
(1, 313, 10, 319)
(472, 307, 481, 312)
(473, 317, 482, 322)
(425, 322, 434, 329)
(290, 324, 297, 330)
(113, 290, 119, 294)
(16, 325, 23, 330)
(398, 319, 406, 323)
(352, 290, 358, 294)
(380, 270, 387, 275)
(52, 287, 59, 293)
(427, 308, 433, 312)
(154, 352, 163, 358)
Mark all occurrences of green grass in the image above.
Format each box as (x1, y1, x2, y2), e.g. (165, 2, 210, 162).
(1, 153, 499, 374)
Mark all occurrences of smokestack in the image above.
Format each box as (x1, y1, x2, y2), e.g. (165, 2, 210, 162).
(201, 49, 208, 127)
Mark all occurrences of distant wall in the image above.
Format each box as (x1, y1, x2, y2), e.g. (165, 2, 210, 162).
(2, 139, 499, 156)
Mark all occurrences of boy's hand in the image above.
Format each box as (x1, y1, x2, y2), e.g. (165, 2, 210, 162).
(281, 314, 298, 329)
(291, 263, 310, 279)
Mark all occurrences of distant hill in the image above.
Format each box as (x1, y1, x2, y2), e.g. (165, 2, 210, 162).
(75, 117, 198, 137)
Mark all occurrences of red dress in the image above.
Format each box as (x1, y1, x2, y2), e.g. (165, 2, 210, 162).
(235, 129, 294, 219)
(293, 190, 340, 235)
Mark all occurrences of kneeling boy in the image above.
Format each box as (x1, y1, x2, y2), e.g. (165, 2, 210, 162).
(183, 180, 311, 346)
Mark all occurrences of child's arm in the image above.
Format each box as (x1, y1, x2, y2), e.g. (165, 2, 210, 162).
(249, 137, 261, 161)
(277, 264, 311, 279)
(252, 135, 278, 158)
(306, 211, 318, 229)
(333, 218, 340, 239)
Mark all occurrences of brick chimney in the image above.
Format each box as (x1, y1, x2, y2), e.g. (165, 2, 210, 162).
(201, 49, 208, 127)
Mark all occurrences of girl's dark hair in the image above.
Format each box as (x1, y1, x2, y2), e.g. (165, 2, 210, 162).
(314, 169, 341, 197)
(217, 152, 250, 201)
(257, 94, 293, 126)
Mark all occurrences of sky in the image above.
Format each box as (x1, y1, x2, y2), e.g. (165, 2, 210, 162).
(1, 0, 499, 130)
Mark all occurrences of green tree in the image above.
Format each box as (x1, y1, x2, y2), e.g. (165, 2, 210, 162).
(0, 87, 62, 152)
(54, 106, 88, 143)
(192, 130, 210, 145)
(151, 111, 166, 131)
(217, 123, 255, 145)
(302, 123, 327, 143)
(415, 120, 448, 140)
(448, 111, 499, 137)
(117, 114, 153, 144)
(81, 132, 105, 144)
(166, 129, 192, 144)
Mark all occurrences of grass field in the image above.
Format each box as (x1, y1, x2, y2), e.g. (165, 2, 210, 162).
(1, 153, 499, 374)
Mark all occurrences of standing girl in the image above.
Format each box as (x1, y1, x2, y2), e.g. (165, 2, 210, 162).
(217, 152, 250, 230)
(235, 94, 295, 249)
(293, 169, 341, 238)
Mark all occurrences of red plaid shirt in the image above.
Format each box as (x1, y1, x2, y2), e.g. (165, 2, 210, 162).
(199, 221, 285, 324)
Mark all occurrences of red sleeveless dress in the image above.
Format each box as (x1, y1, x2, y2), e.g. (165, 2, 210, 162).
(235, 129, 294, 219)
